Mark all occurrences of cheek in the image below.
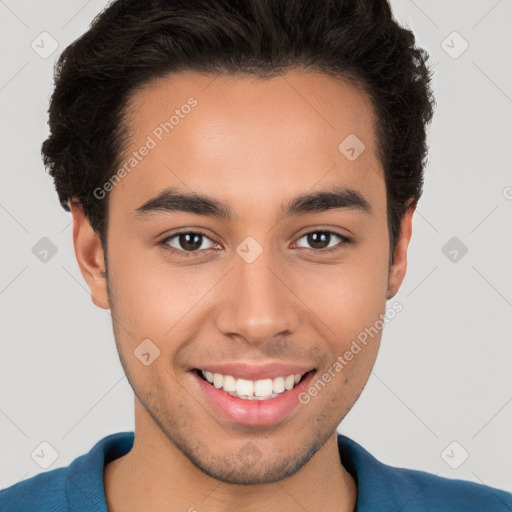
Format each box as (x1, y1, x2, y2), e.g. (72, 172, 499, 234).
(107, 241, 222, 339)
(296, 242, 389, 337)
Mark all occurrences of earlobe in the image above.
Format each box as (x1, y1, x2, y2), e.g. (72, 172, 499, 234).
(386, 202, 415, 300)
(69, 201, 110, 310)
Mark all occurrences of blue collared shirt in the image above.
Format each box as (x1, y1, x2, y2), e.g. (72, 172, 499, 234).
(0, 431, 511, 511)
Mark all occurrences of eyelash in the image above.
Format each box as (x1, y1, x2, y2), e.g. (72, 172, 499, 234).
(159, 229, 351, 258)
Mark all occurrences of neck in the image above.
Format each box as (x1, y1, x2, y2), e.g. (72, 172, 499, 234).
(104, 413, 357, 512)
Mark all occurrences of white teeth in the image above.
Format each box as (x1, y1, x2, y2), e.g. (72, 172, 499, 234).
(222, 375, 237, 392)
(200, 370, 307, 400)
(284, 375, 295, 390)
(254, 378, 273, 397)
(213, 373, 223, 389)
(227, 391, 279, 400)
(236, 378, 254, 397)
(273, 376, 285, 393)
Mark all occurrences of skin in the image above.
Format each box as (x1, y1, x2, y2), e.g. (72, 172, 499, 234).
(70, 69, 414, 512)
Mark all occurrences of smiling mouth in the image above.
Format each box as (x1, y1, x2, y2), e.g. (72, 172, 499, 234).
(195, 369, 314, 401)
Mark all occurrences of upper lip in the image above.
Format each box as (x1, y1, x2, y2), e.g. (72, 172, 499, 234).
(193, 363, 315, 381)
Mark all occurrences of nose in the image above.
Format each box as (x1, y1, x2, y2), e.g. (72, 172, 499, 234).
(215, 248, 299, 346)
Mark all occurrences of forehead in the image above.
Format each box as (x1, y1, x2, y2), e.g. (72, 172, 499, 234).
(110, 69, 385, 218)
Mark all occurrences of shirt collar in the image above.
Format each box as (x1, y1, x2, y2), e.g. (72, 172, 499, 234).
(66, 431, 135, 512)
(66, 431, 391, 512)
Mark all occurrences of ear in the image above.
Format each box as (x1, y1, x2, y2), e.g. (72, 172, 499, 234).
(386, 201, 415, 300)
(69, 201, 110, 310)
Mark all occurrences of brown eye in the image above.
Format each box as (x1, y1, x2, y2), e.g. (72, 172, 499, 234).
(161, 231, 216, 256)
(294, 230, 350, 252)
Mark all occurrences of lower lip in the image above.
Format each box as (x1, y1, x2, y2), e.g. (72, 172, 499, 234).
(193, 370, 316, 426)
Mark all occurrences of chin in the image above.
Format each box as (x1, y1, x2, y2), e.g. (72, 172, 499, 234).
(179, 437, 323, 485)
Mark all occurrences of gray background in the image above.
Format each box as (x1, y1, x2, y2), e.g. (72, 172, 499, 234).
(1, 0, 511, 495)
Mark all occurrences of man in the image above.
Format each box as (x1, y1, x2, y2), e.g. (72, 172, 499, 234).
(1, 0, 511, 511)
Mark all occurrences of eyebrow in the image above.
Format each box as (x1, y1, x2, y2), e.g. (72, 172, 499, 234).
(134, 184, 372, 220)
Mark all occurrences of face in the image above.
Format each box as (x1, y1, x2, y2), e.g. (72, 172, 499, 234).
(73, 69, 412, 485)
